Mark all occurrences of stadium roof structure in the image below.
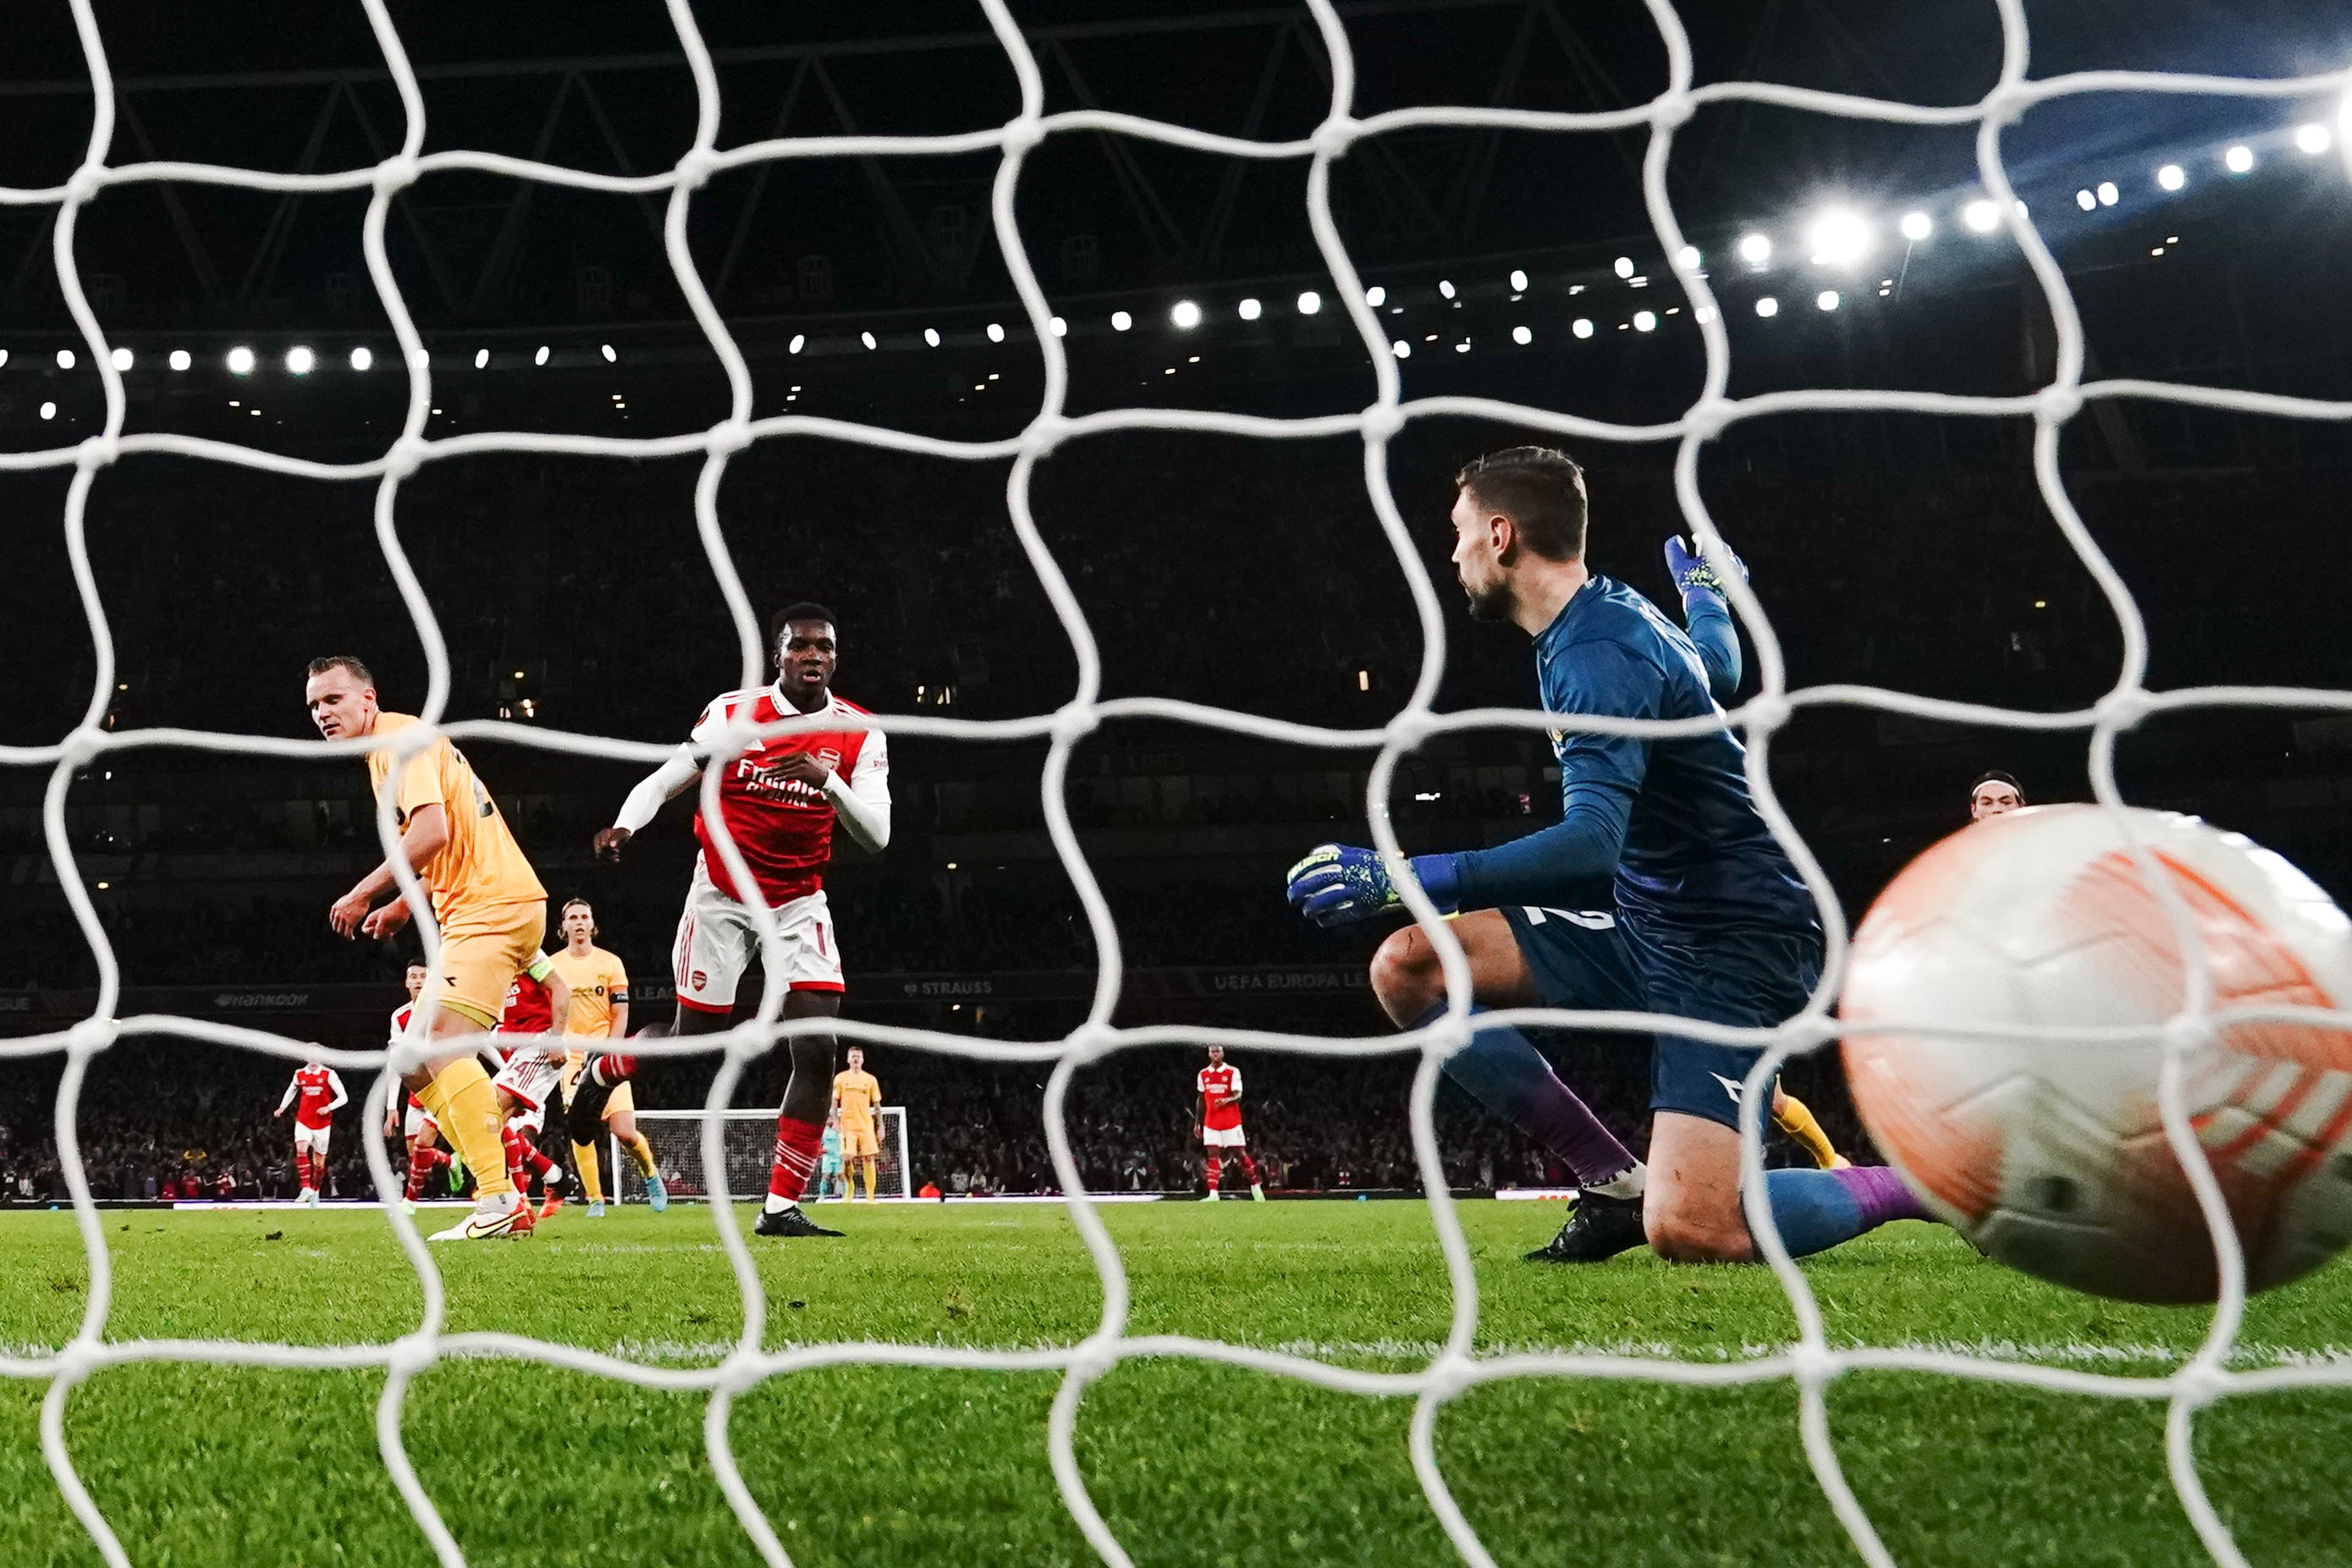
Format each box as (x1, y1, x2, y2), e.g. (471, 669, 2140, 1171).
(2, 0, 2338, 333)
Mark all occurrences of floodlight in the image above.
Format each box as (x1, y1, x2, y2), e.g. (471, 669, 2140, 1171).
(1805, 207, 1873, 267)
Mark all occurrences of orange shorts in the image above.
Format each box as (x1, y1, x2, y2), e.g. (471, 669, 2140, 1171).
(429, 901, 546, 1028)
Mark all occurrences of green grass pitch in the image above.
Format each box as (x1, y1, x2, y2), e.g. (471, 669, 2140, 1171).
(2, 1200, 2348, 1567)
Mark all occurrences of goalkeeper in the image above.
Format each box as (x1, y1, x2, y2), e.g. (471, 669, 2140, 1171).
(1286, 448, 1924, 1265)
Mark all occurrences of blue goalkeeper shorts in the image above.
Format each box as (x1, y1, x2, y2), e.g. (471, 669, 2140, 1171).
(1500, 905, 1818, 1132)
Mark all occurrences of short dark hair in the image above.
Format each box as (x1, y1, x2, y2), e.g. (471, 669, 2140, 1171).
(769, 603, 838, 647)
(1456, 446, 1588, 562)
(1970, 769, 2024, 800)
(306, 654, 373, 685)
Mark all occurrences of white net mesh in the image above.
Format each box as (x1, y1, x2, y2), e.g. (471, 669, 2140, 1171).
(620, 1108, 910, 1204)
(4, 1, 2352, 1565)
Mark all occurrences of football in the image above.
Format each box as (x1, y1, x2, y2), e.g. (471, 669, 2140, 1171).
(1841, 804, 2352, 1303)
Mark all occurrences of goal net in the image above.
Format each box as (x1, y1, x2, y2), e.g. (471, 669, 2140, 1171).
(619, 1108, 912, 1203)
(8, 2, 2350, 1566)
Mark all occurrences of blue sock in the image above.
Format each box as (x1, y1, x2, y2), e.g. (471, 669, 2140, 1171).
(1420, 1004, 1638, 1187)
(1763, 1165, 1931, 1258)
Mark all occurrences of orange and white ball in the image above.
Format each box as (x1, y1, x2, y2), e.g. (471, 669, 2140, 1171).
(1842, 805, 2352, 1303)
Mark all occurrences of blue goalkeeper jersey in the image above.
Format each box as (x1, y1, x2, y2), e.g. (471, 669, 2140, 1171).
(1453, 573, 1816, 938)
(821, 1127, 842, 1160)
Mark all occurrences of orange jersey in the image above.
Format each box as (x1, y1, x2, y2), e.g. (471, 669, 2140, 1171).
(832, 1069, 881, 1128)
(366, 712, 545, 922)
(551, 944, 629, 1061)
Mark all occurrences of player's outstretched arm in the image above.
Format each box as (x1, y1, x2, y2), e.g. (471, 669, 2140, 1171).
(274, 1078, 296, 1117)
(597, 745, 702, 859)
(1664, 535, 1746, 704)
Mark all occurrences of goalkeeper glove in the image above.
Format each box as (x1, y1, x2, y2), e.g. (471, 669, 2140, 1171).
(1284, 843, 1461, 928)
(1663, 534, 1747, 607)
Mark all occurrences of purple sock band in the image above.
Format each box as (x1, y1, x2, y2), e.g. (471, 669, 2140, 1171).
(1833, 1164, 1931, 1227)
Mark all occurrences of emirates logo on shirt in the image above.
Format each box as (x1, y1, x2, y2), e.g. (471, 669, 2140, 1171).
(733, 751, 828, 804)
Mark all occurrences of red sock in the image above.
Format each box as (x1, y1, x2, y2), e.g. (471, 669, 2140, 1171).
(1204, 1155, 1220, 1192)
(1239, 1152, 1260, 1186)
(295, 1152, 312, 1191)
(405, 1147, 446, 1202)
(501, 1126, 528, 1192)
(768, 1116, 826, 1203)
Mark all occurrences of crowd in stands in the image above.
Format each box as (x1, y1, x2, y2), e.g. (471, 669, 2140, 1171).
(0, 1015, 1866, 1204)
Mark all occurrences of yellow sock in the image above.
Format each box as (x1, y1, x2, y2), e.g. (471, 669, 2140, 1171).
(1773, 1092, 1842, 1170)
(431, 1057, 512, 1197)
(862, 1160, 878, 1200)
(572, 1142, 603, 1206)
(626, 1131, 658, 1180)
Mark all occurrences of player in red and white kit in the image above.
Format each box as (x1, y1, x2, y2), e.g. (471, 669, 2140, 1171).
(275, 1059, 349, 1204)
(487, 951, 573, 1221)
(595, 603, 890, 1241)
(1196, 1043, 1264, 1202)
(378, 960, 459, 1212)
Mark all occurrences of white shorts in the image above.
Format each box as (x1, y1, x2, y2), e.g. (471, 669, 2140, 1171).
(293, 1122, 332, 1154)
(1202, 1125, 1248, 1149)
(673, 859, 842, 1016)
(402, 1101, 438, 1141)
(492, 1048, 563, 1115)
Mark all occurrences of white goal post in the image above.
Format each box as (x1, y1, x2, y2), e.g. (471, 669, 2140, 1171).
(615, 1107, 913, 1203)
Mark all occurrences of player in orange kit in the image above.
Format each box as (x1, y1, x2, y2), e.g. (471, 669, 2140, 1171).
(307, 653, 546, 1241)
(831, 1048, 883, 1201)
